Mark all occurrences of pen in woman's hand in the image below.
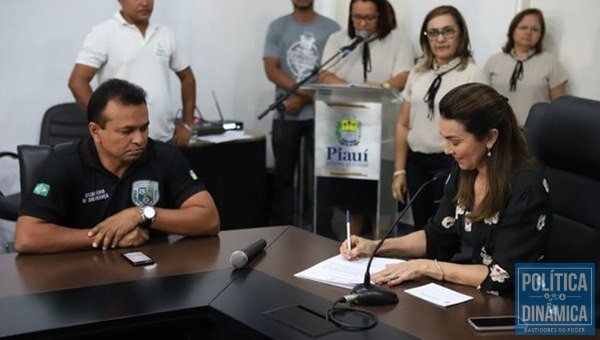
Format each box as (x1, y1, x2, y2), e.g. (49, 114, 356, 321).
(346, 210, 351, 250)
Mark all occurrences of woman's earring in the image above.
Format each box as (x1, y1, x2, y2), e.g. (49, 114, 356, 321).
(487, 147, 492, 157)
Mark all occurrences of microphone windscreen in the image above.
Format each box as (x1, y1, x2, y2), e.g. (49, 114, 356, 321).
(433, 169, 451, 182)
(357, 30, 369, 40)
(229, 239, 267, 269)
(229, 250, 248, 269)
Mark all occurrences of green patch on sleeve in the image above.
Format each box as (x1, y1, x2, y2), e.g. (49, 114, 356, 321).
(33, 183, 51, 197)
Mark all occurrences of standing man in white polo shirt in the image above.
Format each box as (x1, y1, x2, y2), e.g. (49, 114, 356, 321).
(68, 0, 196, 146)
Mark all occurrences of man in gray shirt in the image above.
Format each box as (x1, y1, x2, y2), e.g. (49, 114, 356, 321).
(263, 0, 339, 226)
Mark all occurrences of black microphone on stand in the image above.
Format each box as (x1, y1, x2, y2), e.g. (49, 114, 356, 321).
(345, 170, 450, 306)
(257, 31, 368, 121)
(341, 30, 369, 57)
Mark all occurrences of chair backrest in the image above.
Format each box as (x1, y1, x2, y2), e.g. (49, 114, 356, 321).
(39, 103, 89, 146)
(525, 96, 600, 264)
(16, 145, 53, 195)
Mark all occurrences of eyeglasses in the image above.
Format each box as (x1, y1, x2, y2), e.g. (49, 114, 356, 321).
(516, 25, 541, 33)
(351, 13, 378, 22)
(424, 26, 458, 40)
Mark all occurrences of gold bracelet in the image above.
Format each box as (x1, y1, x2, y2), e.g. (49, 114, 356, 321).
(434, 259, 445, 281)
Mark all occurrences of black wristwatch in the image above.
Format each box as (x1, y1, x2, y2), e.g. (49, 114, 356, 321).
(139, 206, 156, 228)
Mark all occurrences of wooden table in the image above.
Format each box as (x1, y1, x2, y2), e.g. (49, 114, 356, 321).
(0, 226, 554, 339)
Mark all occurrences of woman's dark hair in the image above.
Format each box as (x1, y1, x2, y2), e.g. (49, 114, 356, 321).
(502, 8, 545, 54)
(416, 5, 472, 72)
(439, 83, 532, 221)
(386, 1, 397, 29)
(347, 0, 393, 40)
(87, 78, 147, 127)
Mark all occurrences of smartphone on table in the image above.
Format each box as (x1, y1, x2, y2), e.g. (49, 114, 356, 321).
(467, 315, 517, 332)
(121, 251, 155, 266)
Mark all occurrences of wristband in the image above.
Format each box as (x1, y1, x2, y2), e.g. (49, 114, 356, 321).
(181, 123, 193, 132)
(393, 169, 406, 177)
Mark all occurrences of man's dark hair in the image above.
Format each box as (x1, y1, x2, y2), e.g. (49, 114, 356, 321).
(87, 78, 147, 127)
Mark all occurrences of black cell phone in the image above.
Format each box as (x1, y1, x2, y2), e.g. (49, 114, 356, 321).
(121, 251, 155, 266)
(467, 315, 516, 332)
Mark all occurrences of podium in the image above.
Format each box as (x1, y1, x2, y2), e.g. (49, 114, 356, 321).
(303, 84, 401, 239)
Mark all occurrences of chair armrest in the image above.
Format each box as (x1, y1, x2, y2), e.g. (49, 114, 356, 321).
(0, 151, 17, 159)
(0, 151, 18, 197)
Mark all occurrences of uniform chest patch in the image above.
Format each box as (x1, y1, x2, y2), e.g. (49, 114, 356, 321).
(131, 180, 160, 207)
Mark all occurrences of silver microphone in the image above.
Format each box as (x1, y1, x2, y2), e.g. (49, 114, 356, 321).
(229, 238, 267, 269)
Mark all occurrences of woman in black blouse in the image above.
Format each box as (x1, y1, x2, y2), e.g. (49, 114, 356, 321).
(340, 82, 550, 295)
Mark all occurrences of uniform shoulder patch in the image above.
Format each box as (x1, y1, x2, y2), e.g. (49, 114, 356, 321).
(189, 169, 198, 180)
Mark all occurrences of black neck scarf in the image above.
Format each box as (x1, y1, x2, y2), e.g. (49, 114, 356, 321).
(509, 50, 535, 92)
(509, 60, 524, 92)
(423, 63, 460, 120)
(362, 41, 372, 82)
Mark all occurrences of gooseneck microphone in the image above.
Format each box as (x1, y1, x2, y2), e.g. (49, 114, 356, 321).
(349, 170, 450, 305)
(258, 30, 368, 121)
(229, 238, 267, 269)
(341, 30, 368, 56)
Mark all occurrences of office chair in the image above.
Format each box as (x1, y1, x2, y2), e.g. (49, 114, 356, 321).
(0, 103, 87, 223)
(525, 96, 600, 326)
(0, 145, 53, 252)
(525, 96, 600, 262)
(17, 145, 54, 196)
(0, 151, 19, 221)
(0, 144, 53, 252)
(39, 102, 88, 146)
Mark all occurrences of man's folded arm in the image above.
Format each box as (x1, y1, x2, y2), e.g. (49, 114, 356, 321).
(14, 216, 92, 254)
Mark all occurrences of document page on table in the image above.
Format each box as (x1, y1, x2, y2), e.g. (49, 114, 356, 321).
(404, 283, 473, 307)
(193, 130, 253, 144)
(294, 254, 404, 289)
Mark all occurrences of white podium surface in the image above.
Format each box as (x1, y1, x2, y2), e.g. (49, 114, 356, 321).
(303, 84, 401, 238)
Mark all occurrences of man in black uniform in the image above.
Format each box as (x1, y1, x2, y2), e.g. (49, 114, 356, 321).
(15, 79, 220, 253)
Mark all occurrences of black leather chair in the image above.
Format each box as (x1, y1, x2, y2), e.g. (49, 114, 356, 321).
(39, 102, 88, 146)
(16, 145, 54, 196)
(525, 95, 600, 326)
(0, 103, 88, 223)
(525, 96, 600, 262)
(0, 151, 19, 221)
(0, 145, 54, 252)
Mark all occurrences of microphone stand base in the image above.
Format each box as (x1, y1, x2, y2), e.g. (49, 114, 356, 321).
(351, 283, 399, 306)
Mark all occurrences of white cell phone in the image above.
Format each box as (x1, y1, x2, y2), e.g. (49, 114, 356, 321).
(467, 315, 516, 332)
(121, 251, 154, 266)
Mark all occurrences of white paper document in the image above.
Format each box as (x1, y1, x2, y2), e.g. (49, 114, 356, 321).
(193, 130, 253, 144)
(294, 254, 404, 289)
(404, 283, 473, 307)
